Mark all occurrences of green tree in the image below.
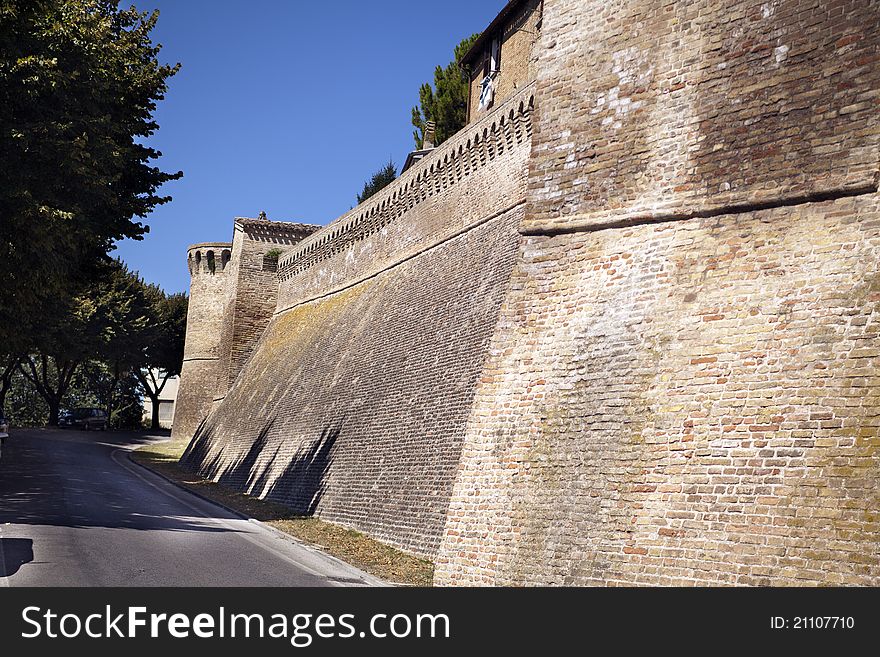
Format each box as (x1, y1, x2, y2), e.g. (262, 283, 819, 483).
(83, 261, 154, 424)
(18, 353, 80, 426)
(0, 354, 18, 415)
(411, 33, 480, 149)
(357, 159, 397, 204)
(0, 0, 181, 350)
(17, 260, 151, 425)
(3, 365, 49, 426)
(135, 288, 188, 430)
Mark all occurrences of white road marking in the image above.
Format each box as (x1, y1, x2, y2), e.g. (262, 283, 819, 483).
(110, 448, 374, 586)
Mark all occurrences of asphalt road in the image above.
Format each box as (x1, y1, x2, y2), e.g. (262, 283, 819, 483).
(0, 429, 381, 586)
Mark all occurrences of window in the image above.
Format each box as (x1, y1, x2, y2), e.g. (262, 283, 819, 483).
(479, 37, 501, 111)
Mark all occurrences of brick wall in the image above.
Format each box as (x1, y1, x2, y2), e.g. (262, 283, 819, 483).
(467, 0, 542, 122)
(172, 242, 232, 441)
(434, 0, 880, 584)
(522, 0, 878, 233)
(180, 88, 534, 557)
(436, 194, 880, 585)
(177, 0, 880, 582)
(219, 219, 320, 397)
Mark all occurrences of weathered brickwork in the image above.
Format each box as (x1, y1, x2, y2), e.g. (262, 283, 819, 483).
(219, 218, 320, 395)
(182, 207, 525, 557)
(436, 194, 880, 585)
(172, 242, 232, 441)
(176, 0, 879, 583)
(174, 222, 319, 439)
(523, 0, 879, 233)
(179, 79, 535, 558)
(277, 84, 534, 310)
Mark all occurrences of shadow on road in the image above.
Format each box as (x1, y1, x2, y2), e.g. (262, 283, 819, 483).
(0, 431, 242, 534)
(0, 538, 34, 577)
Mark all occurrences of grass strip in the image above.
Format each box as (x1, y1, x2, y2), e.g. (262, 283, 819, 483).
(131, 438, 434, 586)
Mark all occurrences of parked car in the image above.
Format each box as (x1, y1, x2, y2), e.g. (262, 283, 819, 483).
(59, 407, 108, 431)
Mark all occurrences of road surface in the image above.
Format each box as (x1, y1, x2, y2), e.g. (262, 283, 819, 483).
(0, 429, 381, 586)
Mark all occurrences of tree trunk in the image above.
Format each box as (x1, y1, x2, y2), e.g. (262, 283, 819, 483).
(18, 355, 77, 427)
(0, 358, 17, 414)
(150, 394, 161, 430)
(136, 369, 170, 431)
(47, 399, 60, 426)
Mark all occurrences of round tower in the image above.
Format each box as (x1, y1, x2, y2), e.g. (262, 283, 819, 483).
(171, 242, 233, 441)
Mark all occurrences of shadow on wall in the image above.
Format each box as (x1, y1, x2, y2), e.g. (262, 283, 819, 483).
(180, 415, 341, 518)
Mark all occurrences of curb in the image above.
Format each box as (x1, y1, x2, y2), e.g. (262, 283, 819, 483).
(125, 448, 391, 587)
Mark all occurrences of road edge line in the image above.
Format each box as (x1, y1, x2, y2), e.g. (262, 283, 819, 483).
(122, 448, 391, 587)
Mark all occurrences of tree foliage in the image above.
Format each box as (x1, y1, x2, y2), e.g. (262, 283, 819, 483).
(357, 159, 397, 204)
(0, 0, 181, 350)
(411, 33, 480, 149)
(6, 260, 188, 429)
(136, 287, 188, 429)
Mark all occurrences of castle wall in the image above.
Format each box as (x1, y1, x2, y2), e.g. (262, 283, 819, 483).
(177, 0, 879, 583)
(216, 219, 320, 401)
(435, 0, 880, 584)
(172, 243, 232, 441)
(436, 194, 880, 585)
(181, 85, 535, 557)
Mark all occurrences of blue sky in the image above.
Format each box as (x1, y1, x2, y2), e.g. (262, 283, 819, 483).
(115, 0, 504, 294)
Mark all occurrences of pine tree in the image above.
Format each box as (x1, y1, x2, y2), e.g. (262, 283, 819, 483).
(411, 33, 480, 149)
(357, 160, 397, 204)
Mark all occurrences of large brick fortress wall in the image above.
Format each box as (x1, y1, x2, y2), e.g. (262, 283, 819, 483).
(435, 195, 880, 585)
(434, 0, 880, 584)
(177, 0, 879, 582)
(181, 86, 535, 557)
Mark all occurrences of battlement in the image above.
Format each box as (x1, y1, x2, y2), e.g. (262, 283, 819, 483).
(278, 83, 535, 285)
(234, 217, 320, 244)
(187, 242, 232, 276)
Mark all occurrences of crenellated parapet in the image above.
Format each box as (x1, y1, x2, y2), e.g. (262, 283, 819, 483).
(276, 83, 536, 311)
(280, 85, 534, 282)
(187, 242, 232, 276)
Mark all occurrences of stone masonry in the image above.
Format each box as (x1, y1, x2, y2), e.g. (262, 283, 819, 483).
(180, 86, 535, 557)
(178, 0, 879, 583)
(172, 220, 319, 441)
(434, 0, 880, 585)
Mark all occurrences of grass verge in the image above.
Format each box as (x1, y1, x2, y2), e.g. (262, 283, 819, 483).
(131, 438, 434, 586)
